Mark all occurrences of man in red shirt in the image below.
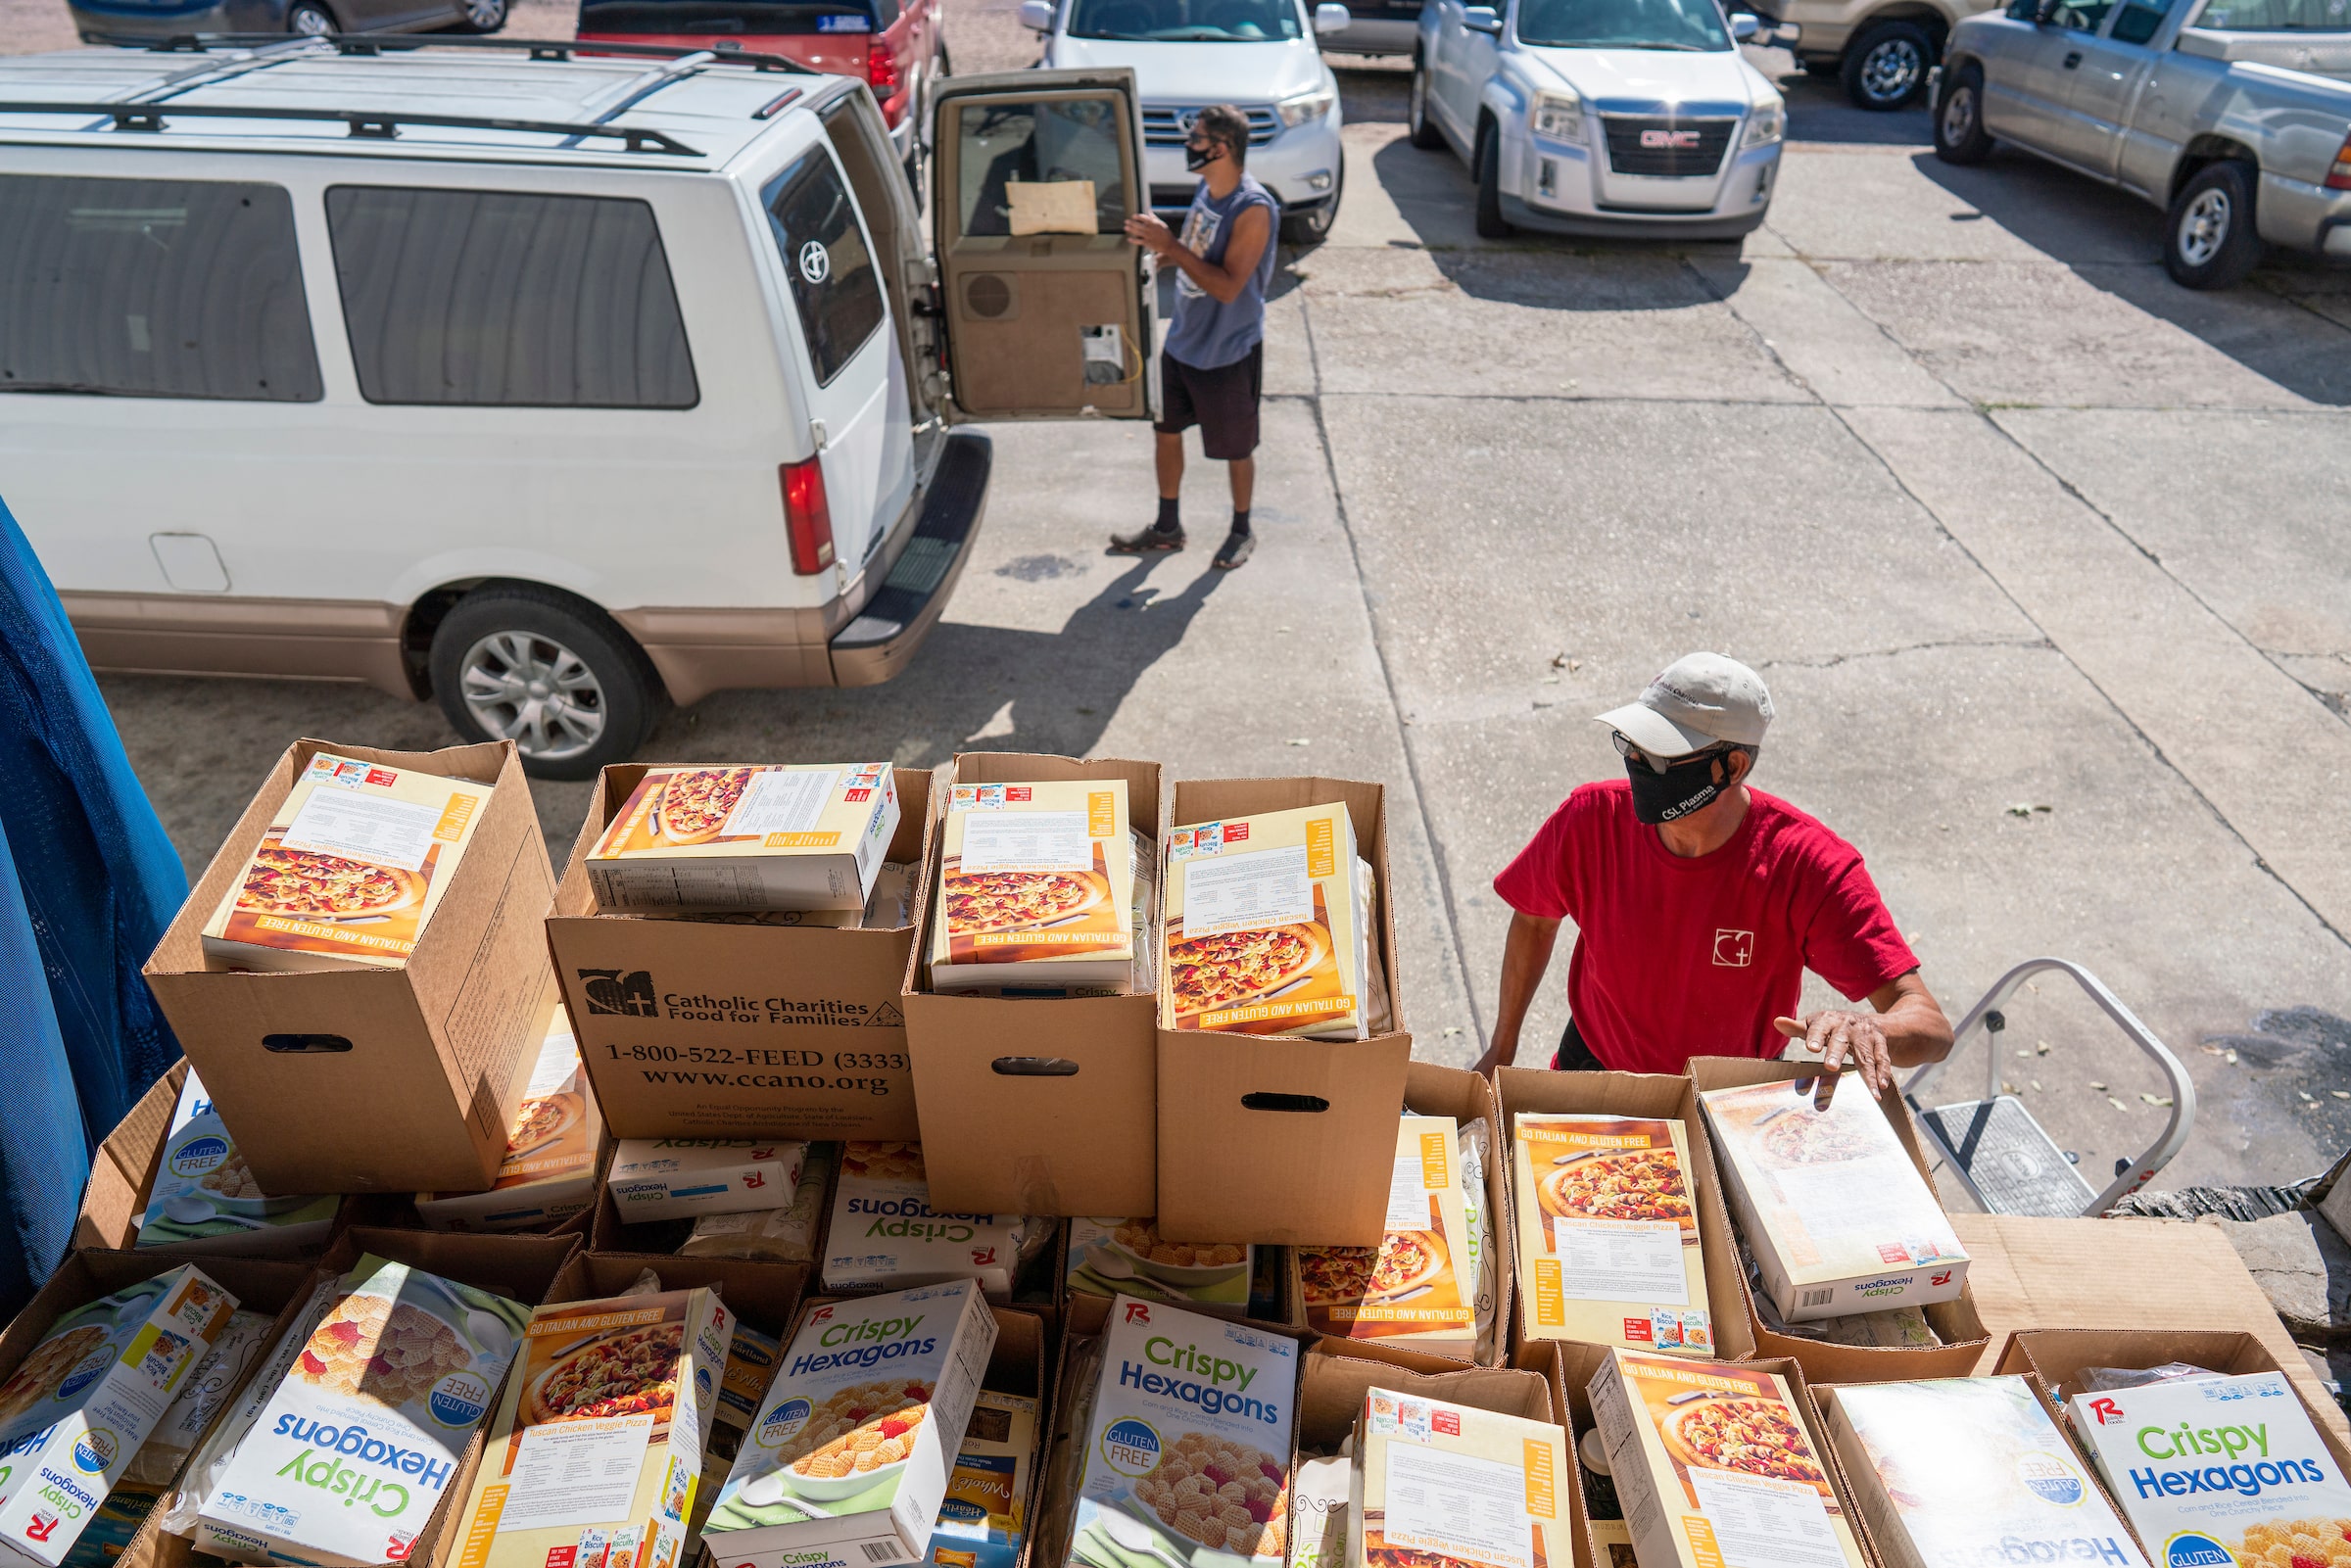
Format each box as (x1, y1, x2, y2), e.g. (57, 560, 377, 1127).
(1470, 652, 1952, 1092)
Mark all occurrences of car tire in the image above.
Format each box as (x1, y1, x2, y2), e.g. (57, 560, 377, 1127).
(1932, 61, 1993, 164)
(1474, 119, 1512, 238)
(1842, 18, 1934, 110)
(1280, 159, 1343, 244)
(286, 1, 335, 33)
(1408, 53, 1446, 149)
(447, 0, 505, 31)
(2164, 160, 2264, 290)
(429, 585, 665, 781)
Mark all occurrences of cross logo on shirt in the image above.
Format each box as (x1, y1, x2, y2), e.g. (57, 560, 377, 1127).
(1712, 928, 1755, 968)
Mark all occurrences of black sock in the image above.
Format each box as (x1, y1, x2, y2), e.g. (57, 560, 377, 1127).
(1155, 496, 1180, 533)
(1230, 509, 1251, 537)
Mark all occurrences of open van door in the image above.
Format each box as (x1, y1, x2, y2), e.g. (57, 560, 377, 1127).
(927, 69, 1158, 422)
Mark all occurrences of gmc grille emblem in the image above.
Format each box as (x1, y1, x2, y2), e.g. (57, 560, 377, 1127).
(1641, 128, 1703, 149)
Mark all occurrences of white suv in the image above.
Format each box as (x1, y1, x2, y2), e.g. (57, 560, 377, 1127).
(0, 41, 1161, 777)
(1411, 0, 1785, 239)
(1019, 0, 1352, 242)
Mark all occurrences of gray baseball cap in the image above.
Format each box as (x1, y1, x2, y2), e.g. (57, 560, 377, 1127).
(1594, 652, 1775, 757)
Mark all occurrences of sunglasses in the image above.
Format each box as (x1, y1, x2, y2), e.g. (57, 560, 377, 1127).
(1611, 732, 1733, 775)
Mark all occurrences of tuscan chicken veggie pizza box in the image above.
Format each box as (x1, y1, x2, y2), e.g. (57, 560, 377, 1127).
(926, 779, 1136, 994)
(1291, 1117, 1476, 1364)
(901, 755, 1161, 1220)
(148, 739, 555, 1196)
(1511, 1113, 1713, 1359)
(451, 1286, 731, 1568)
(550, 766, 936, 1146)
(1588, 1350, 1865, 1568)
(1161, 801, 1368, 1043)
(416, 990, 607, 1234)
(586, 765, 900, 915)
(1155, 779, 1413, 1249)
(1348, 1387, 1573, 1568)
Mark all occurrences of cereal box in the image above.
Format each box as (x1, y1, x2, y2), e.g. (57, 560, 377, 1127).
(417, 993, 606, 1231)
(1587, 1349, 1866, 1568)
(1699, 1080, 1968, 1322)
(589, 764, 899, 914)
(1162, 802, 1367, 1041)
(2065, 1371, 2351, 1568)
(683, 1148, 833, 1265)
(194, 1255, 531, 1568)
(201, 751, 494, 972)
(1511, 1114, 1712, 1357)
(929, 1390, 1037, 1568)
(929, 782, 1136, 993)
(1822, 1377, 2146, 1568)
(1591, 1519, 1641, 1568)
(1347, 1388, 1571, 1568)
(1288, 1455, 1351, 1568)
(703, 1282, 997, 1568)
(0, 1265, 238, 1568)
(1293, 1117, 1475, 1362)
(1065, 1297, 1296, 1568)
(452, 1286, 731, 1568)
(135, 1071, 337, 1257)
(1067, 1221, 1254, 1315)
(609, 1141, 808, 1224)
(822, 1144, 1029, 1300)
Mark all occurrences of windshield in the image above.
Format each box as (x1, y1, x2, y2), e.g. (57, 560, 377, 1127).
(1067, 0, 1302, 42)
(1516, 0, 1732, 48)
(2194, 0, 2350, 29)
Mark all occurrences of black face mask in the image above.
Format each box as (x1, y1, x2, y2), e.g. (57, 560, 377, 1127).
(1626, 750, 1726, 825)
(1184, 141, 1219, 172)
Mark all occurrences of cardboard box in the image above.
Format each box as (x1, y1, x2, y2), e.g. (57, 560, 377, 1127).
(1156, 779, 1413, 1247)
(703, 1282, 997, 1568)
(820, 1143, 1032, 1301)
(1687, 1060, 1989, 1382)
(1066, 1220, 1255, 1316)
(1292, 1116, 1475, 1363)
(550, 766, 937, 1144)
(0, 1264, 238, 1568)
(417, 991, 608, 1233)
(1162, 802, 1369, 1041)
(1349, 1385, 1572, 1568)
(1516, 1340, 1613, 1568)
(928, 779, 1136, 993)
(146, 739, 556, 1195)
(1815, 1377, 2148, 1568)
(1495, 1070, 1754, 1365)
(586, 764, 899, 914)
(1399, 1065, 1511, 1370)
(200, 751, 498, 974)
(1587, 1349, 1866, 1568)
(902, 755, 1160, 1218)
(608, 1140, 808, 1224)
(1511, 1110, 1713, 1359)
(451, 1286, 731, 1568)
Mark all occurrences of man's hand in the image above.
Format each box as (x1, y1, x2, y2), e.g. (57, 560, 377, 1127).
(1471, 1028, 1518, 1079)
(1788, 1009, 1894, 1094)
(1123, 212, 1176, 256)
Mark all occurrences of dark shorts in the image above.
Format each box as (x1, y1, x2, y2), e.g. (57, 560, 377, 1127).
(1156, 343, 1263, 460)
(1552, 1017, 1606, 1071)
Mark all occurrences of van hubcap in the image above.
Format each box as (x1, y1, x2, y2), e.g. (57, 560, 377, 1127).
(289, 6, 332, 32)
(1861, 37, 1921, 101)
(462, 0, 503, 23)
(459, 631, 605, 760)
(1942, 84, 1976, 144)
(2179, 187, 2230, 265)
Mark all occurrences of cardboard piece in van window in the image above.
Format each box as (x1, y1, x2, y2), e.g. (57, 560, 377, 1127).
(1006, 180, 1096, 235)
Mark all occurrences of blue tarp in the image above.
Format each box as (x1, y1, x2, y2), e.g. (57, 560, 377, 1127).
(0, 496, 188, 1314)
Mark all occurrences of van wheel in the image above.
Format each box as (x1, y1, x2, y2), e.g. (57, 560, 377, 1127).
(1933, 62, 1993, 164)
(2165, 161, 2264, 289)
(1843, 19, 1934, 110)
(286, 2, 335, 33)
(1408, 54, 1446, 149)
(449, 0, 506, 31)
(1474, 119, 1512, 239)
(429, 586, 664, 781)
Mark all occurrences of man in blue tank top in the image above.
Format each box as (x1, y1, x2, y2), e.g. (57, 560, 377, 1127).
(1111, 104, 1279, 571)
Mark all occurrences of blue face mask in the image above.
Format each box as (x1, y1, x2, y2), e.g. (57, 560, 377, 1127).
(1625, 749, 1726, 825)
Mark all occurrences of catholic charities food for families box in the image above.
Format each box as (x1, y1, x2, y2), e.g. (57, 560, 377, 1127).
(550, 767, 937, 1143)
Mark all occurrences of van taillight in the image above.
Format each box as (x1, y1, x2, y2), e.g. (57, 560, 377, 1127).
(866, 39, 901, 98)
(2327, 128, 2351, 190)
(782, 458, 835, 574)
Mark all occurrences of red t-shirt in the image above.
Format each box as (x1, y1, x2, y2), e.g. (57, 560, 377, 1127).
(1493, 782, 1918, 1074)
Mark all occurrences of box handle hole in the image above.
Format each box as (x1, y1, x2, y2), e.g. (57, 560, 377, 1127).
(262, 1033, 354, 1053)
(1240, 1091, 1330, 1113)
(990, 1056, 1080, 1076)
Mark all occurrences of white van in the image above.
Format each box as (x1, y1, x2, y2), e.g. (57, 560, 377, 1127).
(0, 40, 1157, 776)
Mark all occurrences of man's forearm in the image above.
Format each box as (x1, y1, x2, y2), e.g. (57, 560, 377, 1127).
(1483, 913, 1561, 1069)
(1160, 244, 1241, 303)
(1875, 973, 1954, 1067)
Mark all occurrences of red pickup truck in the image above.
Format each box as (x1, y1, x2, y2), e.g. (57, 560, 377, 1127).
(577, 0, 945, 169)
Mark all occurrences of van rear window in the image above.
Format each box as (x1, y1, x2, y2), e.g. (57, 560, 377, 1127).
(0, 174, 321, 402)
(578, 0, 886, 33)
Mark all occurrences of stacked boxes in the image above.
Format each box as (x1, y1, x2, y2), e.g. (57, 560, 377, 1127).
(928, 781, 1137, 993)
(416, 993, 606, 1232)
(587, 764, 899, 914)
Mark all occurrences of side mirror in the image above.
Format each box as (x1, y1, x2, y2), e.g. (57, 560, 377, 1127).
(1731, 12, 1759, 39)
(1018, 0, 1055, 28)
(1463, 4, 1502, 30)
(1315, 2, 1353, 31)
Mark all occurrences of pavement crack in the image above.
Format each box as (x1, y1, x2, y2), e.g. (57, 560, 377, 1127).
(1755, 637, 2052, 670)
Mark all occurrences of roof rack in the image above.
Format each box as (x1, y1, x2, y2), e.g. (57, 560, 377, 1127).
(0, 98, 705, 155)
(77, 30, 812, 72)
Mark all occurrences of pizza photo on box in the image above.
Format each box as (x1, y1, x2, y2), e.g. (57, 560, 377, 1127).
(522, 1321, 686, 1429)
(941, 856, 1114, 937)
(649, 766, 756, 844)
(1297, 1230, 1451, 1307)
(1539, 1147, 1698, 1238)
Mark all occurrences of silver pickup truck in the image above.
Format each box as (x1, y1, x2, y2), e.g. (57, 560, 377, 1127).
(1933, 0, 2351, 286)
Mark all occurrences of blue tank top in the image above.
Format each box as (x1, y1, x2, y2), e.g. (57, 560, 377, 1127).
(1163, 173, 1278, 371)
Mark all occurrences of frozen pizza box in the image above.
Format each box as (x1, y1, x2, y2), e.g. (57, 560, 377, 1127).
(1292, 1117, 1476, 1364)
(194, 1253, 533, 1568)
(1587, 1349, 1866, 1568)
(1817, 1377, 2147, 1568)
(702, 1281, 997, 1568)
(132, 1069, 339, 1257)
(1348, 1387, 1572, 1568)
(1066, 1221, 1255, 1316)
(201, 751, 496, 973)
(822, 1143, 1032, 1302)
(1161, 801, 1367, 1043)
(1698, 1076, 1968, 1324)
(1511, 1113, 1712, 1358)
(926, 780, 1136, 994)
(0, 1264, 239, 1568)
(608, 1141, 809, 1225)
(587, 765, 899, 916)
(451, 1286, 731, 1568)
(416, 993, 607, 1233)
